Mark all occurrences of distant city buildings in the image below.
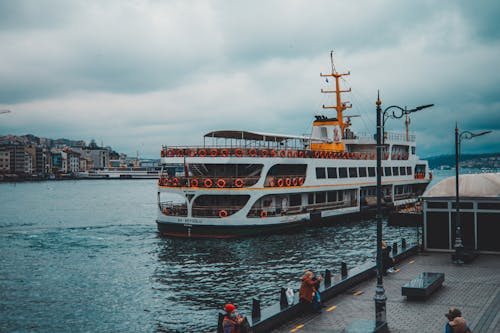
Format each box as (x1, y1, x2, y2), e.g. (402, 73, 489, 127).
(0, 134, 159, 181)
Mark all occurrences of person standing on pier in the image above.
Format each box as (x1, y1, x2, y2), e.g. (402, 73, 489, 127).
(299, 270, 323, 313)
(382, 241, 395, 274)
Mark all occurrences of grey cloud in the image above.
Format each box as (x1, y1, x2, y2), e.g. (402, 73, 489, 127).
(0, 0, 499, 158)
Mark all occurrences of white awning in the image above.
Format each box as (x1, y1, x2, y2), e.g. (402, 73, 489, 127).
(423, 172, 500, 198)
(204, 130, 329, 142)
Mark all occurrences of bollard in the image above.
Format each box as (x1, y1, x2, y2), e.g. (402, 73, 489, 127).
(252, 298, 261, 321)
(280, 287, 288, 309)
(341, 262, 348, 278)
(402, 238, 407, 249)
(217, 312, 224, 333)
(324, 269, 332, 286)
(392, 242, 398, 255)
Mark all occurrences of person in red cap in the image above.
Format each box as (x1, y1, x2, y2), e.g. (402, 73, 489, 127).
(222, 303, 246, 333)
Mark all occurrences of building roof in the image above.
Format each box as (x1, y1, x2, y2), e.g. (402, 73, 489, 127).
(423, 172, 500, 198)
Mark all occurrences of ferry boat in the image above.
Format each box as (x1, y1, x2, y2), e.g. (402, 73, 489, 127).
(156, 56, 431, 238)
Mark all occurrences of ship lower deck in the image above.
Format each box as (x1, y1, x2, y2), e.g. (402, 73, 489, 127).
(156, 209, 363, 238)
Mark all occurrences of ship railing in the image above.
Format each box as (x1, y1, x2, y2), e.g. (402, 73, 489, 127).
(191, 206, 244, 218)
(348, 131, 416, 142)
(159, 202, 187, 217)
(160, 146, 411, 160)
(247, 200, 352, 218)
(158, 175, 260, 188)
(393, 193, 417, 201)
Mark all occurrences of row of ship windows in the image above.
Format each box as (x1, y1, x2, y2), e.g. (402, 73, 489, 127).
(316, 166, 413, 179)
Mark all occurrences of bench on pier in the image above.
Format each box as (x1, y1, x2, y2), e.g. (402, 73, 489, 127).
(402, 272, 444, 300)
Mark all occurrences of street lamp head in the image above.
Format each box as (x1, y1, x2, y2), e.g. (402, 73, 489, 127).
(414, 104, 434, 111)
(471, 130, 492, 138)
(459, 130, 492, 142)
(407, 104, 434, 114)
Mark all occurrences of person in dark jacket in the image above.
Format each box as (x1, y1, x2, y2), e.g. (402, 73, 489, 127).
(382, 241, 395, 274)
(299, 270, 323, 312)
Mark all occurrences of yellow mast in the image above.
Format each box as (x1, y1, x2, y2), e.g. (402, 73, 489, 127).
(319, 51, 351, 138)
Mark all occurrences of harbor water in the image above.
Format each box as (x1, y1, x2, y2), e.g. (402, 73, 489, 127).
(0, 173, 453, 332)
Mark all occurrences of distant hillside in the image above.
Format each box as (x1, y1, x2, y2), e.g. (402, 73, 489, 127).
(424, 153, 500, 169)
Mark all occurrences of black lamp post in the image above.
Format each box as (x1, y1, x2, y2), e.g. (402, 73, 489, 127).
(375, 92, 433, 328)
(453, 125, 491, 264)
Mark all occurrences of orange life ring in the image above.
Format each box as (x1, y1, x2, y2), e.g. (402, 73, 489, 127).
(198, 148, 207, 157)
(210, 148, 218, 157)
(303, 150, 310, 158)
(285, 178, 291, 186)
(328, 152, 333, 159)
(248, 148, 257, 157)
(220, 148, 229, 157)
(203, 178, 213, 188)
(260, 210, 268, 218)
(293, 150, 298, 158)
(234, 178, 244, 188)
(188, 149, 197, 157)
(176, 149, 184, 157)
(163, 207, 169, 215)
(371, 153, 376, 159)
(270, 149, 277, 157)
(234, 148, 244, 157)
(298, 150, 304, 158)
(279, 150, 286, 158)
(171, 177, 179, 186)
(191, 178, 199, 187)
(160, 150, 165, 157)
(167, 149, 175, 157)
(314, 151, 320, 158)
(216, 178, 226, 188)
(292, 178, 298, 186)
(219, 210, 228, 218)
(277, 178, 284, 187)
(260, 149, 268, 157)
(298, 177, 304, 186)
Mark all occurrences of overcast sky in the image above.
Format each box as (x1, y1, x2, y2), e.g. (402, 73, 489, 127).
(0, 0, 499, 158)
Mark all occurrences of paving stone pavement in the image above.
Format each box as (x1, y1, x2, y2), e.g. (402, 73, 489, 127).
(271, 252, 500, 333)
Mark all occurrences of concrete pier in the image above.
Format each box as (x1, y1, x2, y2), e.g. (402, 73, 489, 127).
(272, 252, 500, 332)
